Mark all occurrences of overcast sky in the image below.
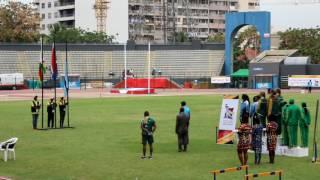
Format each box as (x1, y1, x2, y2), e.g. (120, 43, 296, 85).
(13, 0, 320, 33)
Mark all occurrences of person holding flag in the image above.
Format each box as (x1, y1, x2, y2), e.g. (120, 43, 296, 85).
(59, 97, 68, 128)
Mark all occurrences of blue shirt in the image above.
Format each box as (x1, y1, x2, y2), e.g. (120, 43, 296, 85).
(240, 100, 250, 117)
(183, 106, 190, 118)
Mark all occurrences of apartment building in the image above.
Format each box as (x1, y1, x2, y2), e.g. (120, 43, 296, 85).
(129, 0, 260, 43)
(33, 0, 128, 43)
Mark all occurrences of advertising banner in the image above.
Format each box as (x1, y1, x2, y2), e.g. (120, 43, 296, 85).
(288, 75, 320, 87)
(217, 95, 239, 144)
(211, 76, 231, 84)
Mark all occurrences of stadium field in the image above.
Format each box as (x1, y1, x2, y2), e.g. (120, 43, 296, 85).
(0, 93, 320, 180)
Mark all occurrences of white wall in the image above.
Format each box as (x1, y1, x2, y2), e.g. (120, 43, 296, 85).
(107, 0, 128, 43)
(75, 0, 96, 32)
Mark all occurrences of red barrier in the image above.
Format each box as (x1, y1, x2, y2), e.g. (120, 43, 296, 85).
(114, 77, 181, 89)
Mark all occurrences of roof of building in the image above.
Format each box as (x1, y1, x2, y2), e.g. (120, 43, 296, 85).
(251, 49, 298, 64)
(231, 69, 249, 78)
(284, 57, 311, 65)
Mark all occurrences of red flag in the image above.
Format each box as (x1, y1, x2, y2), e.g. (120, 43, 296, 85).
(51, 43, 58, 80)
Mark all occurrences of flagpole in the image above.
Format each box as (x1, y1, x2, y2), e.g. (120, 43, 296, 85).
(41, 35, 44, 129)
(148, 42, 151, 94)
(66, 41, 70, 127)
(124, 43, 127, 89)
(54, 39, 57, 129)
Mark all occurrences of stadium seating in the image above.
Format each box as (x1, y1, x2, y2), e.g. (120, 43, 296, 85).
(0, 49, 225, 81)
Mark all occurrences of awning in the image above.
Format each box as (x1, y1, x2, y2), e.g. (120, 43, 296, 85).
(231, 69, 249, 78)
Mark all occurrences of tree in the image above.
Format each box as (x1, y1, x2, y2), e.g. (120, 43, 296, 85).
(175, 32, 189, 43)
(278, 28, 320, 64)
(44, 24, 116, 43)
(207, 32, 225, 43)
(232, 26, 260, 71)
(0, 2, 39, 42)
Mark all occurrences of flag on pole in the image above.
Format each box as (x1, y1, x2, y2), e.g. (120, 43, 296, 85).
(64, 59, 69, 97)
(38, 62, 46, 81)
(51, 43, 58, 80)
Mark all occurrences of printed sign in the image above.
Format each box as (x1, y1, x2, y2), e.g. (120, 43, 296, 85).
(217, 96, 239, 144)
(288, 75, 320, 87)
(219, 98, 239, 130)
(211, 76, 231, 84)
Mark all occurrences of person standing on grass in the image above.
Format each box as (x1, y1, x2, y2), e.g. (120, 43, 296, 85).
(237, 117, 252, 166)
(181, 101, 190, 124)
(47, 98, 55, 128)
(252, 117, 263, 165)
(307, 80, 312, 93)
(141, 111, 156, 159)
(176, 107, 189, 152)
(59, 97, 68, 128)
(240, 94, 250, 124)
(31, 96, 41, 129)
(257, 91, 268, 128)
(300, 102, 311, 147)
(266, 116, 278, 164)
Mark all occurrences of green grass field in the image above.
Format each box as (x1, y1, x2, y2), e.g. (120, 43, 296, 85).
(0, 94, 320, 180)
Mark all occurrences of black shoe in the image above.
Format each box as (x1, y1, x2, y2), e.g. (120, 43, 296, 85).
(141, 156, 146, 159)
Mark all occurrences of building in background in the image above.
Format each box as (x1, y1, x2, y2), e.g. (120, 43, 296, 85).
(238, 0, 260, 11)
(128, 0, 260, 44)
(33, 0, 128, 43)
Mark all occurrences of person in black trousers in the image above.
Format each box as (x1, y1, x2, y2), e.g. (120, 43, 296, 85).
(59, 97, 68, 128)
(176, 107, 189, 152)
(47, 98, 55, 128)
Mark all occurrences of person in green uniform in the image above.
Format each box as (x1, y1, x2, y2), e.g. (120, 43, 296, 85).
(287, 99, 301, 148)
(140, 111, 156, 159)
(300, 102, 311, 147)
(281, 101, 289, 146)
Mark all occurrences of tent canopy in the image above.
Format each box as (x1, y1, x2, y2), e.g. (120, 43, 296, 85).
(231, 69, 249, 78)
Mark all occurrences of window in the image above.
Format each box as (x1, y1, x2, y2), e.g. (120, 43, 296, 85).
(47, 24, 52, 29)
(54, 1, 58, 7)
(48, 2, 52, 8)
(41, 3, 45, 9)
(54, 12, 58, 18)
(41, 13, 45, 19)
(48, 13, 52, 19)
(42, 24, 45, 30)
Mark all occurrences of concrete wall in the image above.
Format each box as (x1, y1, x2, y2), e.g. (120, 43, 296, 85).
(249, 62, 280, 76)
(280, 65, 307, 76)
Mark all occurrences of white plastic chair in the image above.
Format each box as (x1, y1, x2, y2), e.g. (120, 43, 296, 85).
(0, 137, 18, 162)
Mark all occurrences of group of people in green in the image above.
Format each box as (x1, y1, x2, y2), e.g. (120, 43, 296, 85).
(31, 96, 68, 129)
(140, 101, 190, 159)
(237, 88, 311, 166)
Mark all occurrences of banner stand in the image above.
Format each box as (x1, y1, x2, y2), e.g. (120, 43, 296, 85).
(216, 95, 239, 145)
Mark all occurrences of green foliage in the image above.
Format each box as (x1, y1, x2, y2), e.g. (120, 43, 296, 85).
(175, 32, 190, 42)
(44, 24, 116, 43)
(233, 26, 260, 71)
(207, 33, 225, 43)
(278, 28, 320, 64)
(0, 2, 39, 42)
(0, 94, 319, 179)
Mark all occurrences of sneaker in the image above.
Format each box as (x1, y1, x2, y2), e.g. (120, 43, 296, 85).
(141, 156, 146, 159)
(148, 156, 153, 159)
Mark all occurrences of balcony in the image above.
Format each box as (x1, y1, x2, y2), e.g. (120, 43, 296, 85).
(56, 2, 75, 10)
(209, 23, 225, 29)
(57, 13, 75, 22)
(209, 14, 225, 20)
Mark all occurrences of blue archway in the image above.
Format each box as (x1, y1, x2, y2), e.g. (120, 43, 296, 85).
(225, 11, 271, 75)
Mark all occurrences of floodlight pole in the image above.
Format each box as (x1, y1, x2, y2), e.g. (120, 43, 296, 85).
(124, 43, 127, 89)
(148, 42, 151, 94)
